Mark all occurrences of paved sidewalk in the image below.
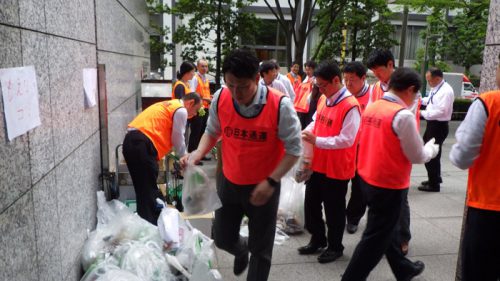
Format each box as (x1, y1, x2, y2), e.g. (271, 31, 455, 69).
(204, 121, 467, 281)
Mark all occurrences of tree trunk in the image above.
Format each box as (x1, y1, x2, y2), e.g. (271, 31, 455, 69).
(215, 0, 222, 88)
(399, 5, 409, 68)
(351, 26, 358, 62)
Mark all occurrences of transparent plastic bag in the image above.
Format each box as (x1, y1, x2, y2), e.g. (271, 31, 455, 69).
(82, 192, 163, 271)
(295, 141, 313, 183)
(175, 228, 216, 274)
(157, 207, 180, 249)
(113, 241, 173, 281)
(181, 165, 222, 215)
(278, 163, 306, 234)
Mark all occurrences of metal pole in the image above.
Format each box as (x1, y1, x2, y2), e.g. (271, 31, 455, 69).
(421, 27, 430, 95)
(398, 5, 409, 68)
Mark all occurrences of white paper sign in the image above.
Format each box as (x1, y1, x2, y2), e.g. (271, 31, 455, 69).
(0, 65, 41, 141)
(83, 68, 97, 108)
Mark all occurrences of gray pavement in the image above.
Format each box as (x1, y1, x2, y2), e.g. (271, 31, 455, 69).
(201, 121, 467, 281)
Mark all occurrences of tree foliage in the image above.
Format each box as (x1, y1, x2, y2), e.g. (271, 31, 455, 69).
(146, 0, 174, 70)
(172, 0, 258, 84)
(397, 0, 489, 74)
(314, 0, 397, 63)
(262, 0, 347, 70)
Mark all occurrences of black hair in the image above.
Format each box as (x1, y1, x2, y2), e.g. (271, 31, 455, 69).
(343, 61, 367, 78)
(176, 61, 196, 80)
(427, 67, 443, 78)
(389, 67, 421, 93)
(304, 60, 317, 69)
(314, 60, 342, 82)
(291, 61, 300, 67)
(259, 60, 276, 76)
(269, 59, 280, 70)
(222, 49, 259, 79)
(366, 49, 395, 69)
(182, 92, 201, 105)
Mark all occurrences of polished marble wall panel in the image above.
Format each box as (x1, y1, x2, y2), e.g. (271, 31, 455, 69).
(479, 45, 500, 93)
(0, 191, 37, 280)
(22, 30, 55, 184)
(96, 0, 149, 57)
(45, 0, 95, 43)
(47, 36, 98, 163)
(32, 173, 62, 281)
(0, 25, 31, 214)
(486, 2, 500, 45)
(98, 51, 143, 111)
(108, 94, 138, 171)
(0, 0, 19, 26)
(117, 0, 149, 28)
(19, 0, 46, 31)
(56, 132, 100, 271)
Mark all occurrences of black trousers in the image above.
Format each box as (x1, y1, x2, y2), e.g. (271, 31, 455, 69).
(423, 120, 449, 185)
(398, 194, 411, 244)
(461, 207, 500, 281)
(304, 172, 348, 251)
(346, 172, 367, 226)
(188, 114, 203, 152)
(342, 179, 416, 281)
(122, 130, 160, 225)
(213, 174, 280, 281)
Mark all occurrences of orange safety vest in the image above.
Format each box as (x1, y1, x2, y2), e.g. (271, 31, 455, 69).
(371, 81, 386, 102)
(311, 90, 360, 180)
(354, 84, 372, 114)
(128, 100, 183, 160)
(358, 98, 412, 189)
(294, 80, 313, 113)
(287, 72, 302, 90)
(195, 73, 211, 109)
(466, 91, 500, 211)
(172, 80, 192, 98)
(218, 87, 285, 185)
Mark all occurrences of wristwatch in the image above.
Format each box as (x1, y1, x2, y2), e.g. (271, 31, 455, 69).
(266, 177, 279, 188)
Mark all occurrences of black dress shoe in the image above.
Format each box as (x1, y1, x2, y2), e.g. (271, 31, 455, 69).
(401, 260, 425, 281)
(297, 241, 327, 255)
(233, 252, 249, 276)
(418, 184, 440, 192)
(421, 179, 442, 185)
(317, 248, 343, 264)
(346, 223, 358, 234)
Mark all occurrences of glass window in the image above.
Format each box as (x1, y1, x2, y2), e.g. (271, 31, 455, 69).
(242, 19, 290, 66)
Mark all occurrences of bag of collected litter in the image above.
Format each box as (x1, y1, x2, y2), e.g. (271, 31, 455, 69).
(175, 228, 216, 275)
(157, 207, 180, 250)
(295, 141, 313, 183)
(82, 192, 163, 271)
(277, 164, 306, 234)
(182, 165, 221, 215)
(113, 240, 174, 281)
(239, 225, 290, 245)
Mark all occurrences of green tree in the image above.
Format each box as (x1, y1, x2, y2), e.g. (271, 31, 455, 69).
(262, 0, 347, 70)
(314, 0, 397, 63)
(172, 0, 259, 86)
(397, 0, 489, 75)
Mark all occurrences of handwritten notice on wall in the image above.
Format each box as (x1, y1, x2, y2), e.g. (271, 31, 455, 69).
(0, 66, 41, 141)
(83, 68, 97, 108)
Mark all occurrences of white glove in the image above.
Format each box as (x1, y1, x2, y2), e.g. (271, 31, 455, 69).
(424, 138, 439, 159)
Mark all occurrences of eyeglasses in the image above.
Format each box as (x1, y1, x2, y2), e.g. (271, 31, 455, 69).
(314, 79, 329, 89)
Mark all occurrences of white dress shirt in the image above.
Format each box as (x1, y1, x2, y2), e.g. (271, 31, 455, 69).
(421, 80, 455, 121)
(305, 87, 361, 149)
(171, 100, 188, 157)
(449, 99, 487, 169)
(277, 73, 296, 102)
(385, 92, 435, 164)
(259, 79, 289, 99)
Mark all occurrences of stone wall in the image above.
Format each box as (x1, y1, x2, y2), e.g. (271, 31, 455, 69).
(480, 0, 500, 92)
(0, 1, 149, 280)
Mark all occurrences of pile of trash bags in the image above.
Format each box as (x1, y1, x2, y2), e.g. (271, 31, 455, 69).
(81, 191, 222, 281)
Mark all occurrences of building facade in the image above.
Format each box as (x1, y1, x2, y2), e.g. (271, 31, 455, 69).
(0, 1, 150, 279)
